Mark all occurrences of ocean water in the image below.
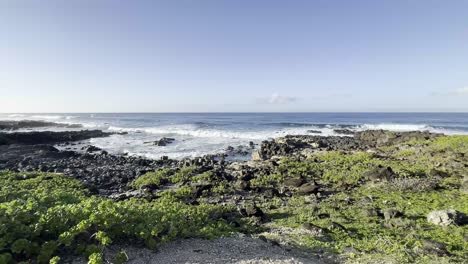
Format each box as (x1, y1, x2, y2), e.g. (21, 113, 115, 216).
(1, 113, 467, 159)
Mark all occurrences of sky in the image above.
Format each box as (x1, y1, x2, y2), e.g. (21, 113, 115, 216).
(1, 0, 468, 113)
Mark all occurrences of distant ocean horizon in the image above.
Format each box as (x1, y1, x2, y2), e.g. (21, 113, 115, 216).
(1, 112, 467, 159)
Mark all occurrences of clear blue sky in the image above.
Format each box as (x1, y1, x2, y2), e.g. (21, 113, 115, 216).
(1, 1, 467, 112)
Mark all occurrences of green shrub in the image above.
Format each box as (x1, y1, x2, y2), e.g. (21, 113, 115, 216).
(0, 171, 237, 263)
(129, 168, 172, 189)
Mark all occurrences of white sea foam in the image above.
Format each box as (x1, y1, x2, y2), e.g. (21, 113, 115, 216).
(358, 123, 432, 131)
(30, 115, 64, 120)
(2, 113, 467, 160)
(107, 124, 338, 140)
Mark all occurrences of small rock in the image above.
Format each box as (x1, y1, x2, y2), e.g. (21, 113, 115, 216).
(364, 166, 396, 182)
(297, 182, 319, 195)
(427, 209, 468, 226)
(362, 208, 382, 217)
(283, 177, 304, 187)
(302, 223, 324, 236)
(383, 208, 403, 220)
(427, 169, 450, 178)
(241, 204, 264, 218)
(420, 239, 450, 256)
(145, 137, 175, 146)
(235, 180, 249, 190)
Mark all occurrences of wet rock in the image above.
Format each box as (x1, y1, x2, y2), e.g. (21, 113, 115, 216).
(0, 120, 82, 130)
(333, 129, 355, 135)
(81, 145, 102, 153)
(0, 130, 112, 145)
(427, 210, 468, 226)
(145, 137, 175, 146)
(307, 130, 322, 134)
(225, 145, 251, 156)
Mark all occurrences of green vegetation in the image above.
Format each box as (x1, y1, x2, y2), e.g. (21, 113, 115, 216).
(2, 135, 467, 263)
(258, 135, 468, 263)
(0, 171, 237, 263)
(130, 166, 208, 189)
(129, 168, 173, 189)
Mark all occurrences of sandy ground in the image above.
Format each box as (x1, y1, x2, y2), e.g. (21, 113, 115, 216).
(67, 237, 325, 264)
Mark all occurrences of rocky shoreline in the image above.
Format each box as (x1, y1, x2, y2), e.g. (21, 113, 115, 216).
(1, 121, 467, 263)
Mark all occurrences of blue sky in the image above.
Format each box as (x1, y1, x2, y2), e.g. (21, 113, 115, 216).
(1, 1, 467, 112)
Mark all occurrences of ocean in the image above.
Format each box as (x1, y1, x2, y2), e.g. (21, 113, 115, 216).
(1, 113, 467, 159)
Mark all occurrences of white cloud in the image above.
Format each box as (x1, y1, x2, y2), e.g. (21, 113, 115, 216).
(258, 93, 298, 105)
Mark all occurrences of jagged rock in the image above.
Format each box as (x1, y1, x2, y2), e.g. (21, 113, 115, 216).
(225, 145, 251, 156)
(81, 145, 102, 153)
(145, 137, 175, 146)
(355, 130, 442, 147)
(427, 210, 468, 226)
(333, 129, 355, 135)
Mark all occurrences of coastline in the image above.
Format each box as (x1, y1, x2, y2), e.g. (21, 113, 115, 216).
(1, 121, 467, 263)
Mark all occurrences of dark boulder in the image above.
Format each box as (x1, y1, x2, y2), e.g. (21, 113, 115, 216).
(427, 210, 468, 226)
(333, 129, 355, 135)
(145, 137, 175, 146)
(81, 145, 102, 153)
